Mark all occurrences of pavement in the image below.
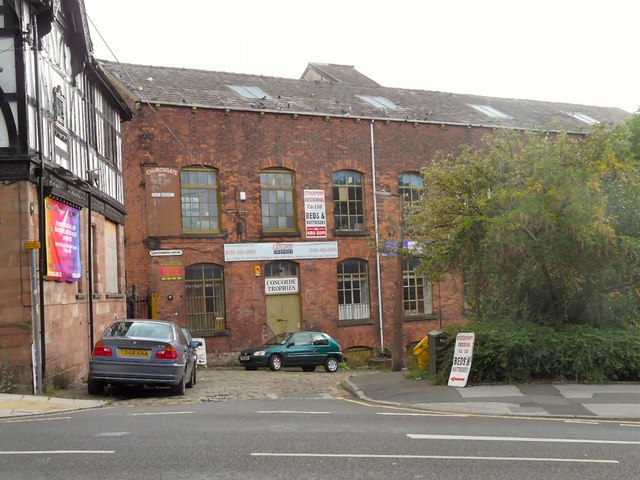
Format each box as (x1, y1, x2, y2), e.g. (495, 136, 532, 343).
(1, 369, 639, 420)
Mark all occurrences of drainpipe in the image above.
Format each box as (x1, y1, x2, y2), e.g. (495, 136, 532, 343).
(83, 76, 95, 351)
(370, 120, 384, 349)
(32, 7, 46, 380)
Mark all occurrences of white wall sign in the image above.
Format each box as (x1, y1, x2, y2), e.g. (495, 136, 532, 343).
(303, 189, 327, 238)
(265, 277, 299, 295)
(448, 332, 475, 387)
(149, 249, 183, 257)
(224, 242, 338, 261)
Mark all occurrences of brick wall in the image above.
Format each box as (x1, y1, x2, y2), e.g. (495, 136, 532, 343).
(121, 106, 489, 361)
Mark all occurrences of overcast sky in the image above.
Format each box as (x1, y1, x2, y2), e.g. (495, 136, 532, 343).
(83, 0, 639, 113)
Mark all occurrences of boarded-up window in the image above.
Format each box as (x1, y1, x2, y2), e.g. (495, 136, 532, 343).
(105, 221, 119, 293)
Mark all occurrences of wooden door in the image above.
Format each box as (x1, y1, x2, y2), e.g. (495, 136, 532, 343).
(266, 294, 301, 337)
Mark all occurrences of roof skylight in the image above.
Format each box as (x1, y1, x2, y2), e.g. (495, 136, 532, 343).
(566, 112, 599, 125)
(468, 104, 512, 120)
(357, 95, 400, 110)
(228, 85, 272, 100)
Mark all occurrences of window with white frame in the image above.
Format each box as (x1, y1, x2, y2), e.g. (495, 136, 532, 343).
(337, 259, 370, 321)
(333, 170, 364, 231)
(398, 172, 424, 203)
(260, 168, 296, 232)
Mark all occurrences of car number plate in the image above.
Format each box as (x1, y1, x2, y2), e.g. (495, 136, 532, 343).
(119, 348, 151, 358)
(239, 355, 250, 361)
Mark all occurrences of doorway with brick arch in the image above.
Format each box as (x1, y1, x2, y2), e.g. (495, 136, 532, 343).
(265, 260, 302, 337)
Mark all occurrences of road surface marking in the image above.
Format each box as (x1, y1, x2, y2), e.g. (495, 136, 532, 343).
(0, 450, 115, 455)
(257, 410, 331, 414)
(621, 424, 640, 428)
(377, 412, 469, 417)
(129, 411, 194, 416)
(408, 434, 640, 445)
(251, 453, 617, 464)
(564, 420, 599, 425)
(3, 416, 71, 423)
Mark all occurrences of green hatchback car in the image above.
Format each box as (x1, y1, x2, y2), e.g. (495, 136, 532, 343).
(238, 331, 344, 372)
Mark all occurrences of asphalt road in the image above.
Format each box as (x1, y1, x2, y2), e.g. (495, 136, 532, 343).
(1, 370, 638, 479)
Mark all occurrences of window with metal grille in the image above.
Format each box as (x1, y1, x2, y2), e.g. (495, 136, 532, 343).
(260, 169, 296, 232)
(404, 258, 433, 315)
(333, 170, 364, 231)
(185, 263, 226, 333)
(181, 167, 220, 233)
(337, 259, 370, 321)
(398, 172, 424, 203)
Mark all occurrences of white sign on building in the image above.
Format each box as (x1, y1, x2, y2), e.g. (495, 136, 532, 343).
(224, 242, 338, 261)
(303, 189, 327, 238)
(448, 332, 475, 387)
(265, 277, 299, 295)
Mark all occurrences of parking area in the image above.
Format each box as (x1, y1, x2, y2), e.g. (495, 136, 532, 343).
(53, 367, 358, 406)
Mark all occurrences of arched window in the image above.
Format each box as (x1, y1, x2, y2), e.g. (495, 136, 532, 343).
(180, 166, 220, 233)
(398, 172, 424, 203)
(337, 259, 370, 321)
(185, 263, 226, 333)
(333, 170, 364, 231)
(403, 258, 433, 316)
(260, 168, 296, 232)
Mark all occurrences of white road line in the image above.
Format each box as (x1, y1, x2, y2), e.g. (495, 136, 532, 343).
(251, 453, 617, 464)
(620, 424, 640, 428)
(257, 411, 331, 414)
(408, 434, 640, 445)
(377, 412, 469, 417)
(129, 411, 194, 416)
(0, 450, 115, 455)
(3, 416, 71, 423)
(564, 420, 600, 425)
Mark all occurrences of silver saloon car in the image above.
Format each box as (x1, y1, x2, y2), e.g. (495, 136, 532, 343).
(88, 319, 199, 396)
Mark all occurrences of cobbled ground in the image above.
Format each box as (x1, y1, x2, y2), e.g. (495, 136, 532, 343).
(54, 367, 365, 407)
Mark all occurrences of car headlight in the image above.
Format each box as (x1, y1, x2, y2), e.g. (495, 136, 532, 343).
(253, 350, 266, 356)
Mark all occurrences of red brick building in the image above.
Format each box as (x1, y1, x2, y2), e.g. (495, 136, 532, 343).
(103, 61, 629, 365)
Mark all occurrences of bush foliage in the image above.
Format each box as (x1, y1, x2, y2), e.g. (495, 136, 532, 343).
(434, 319, 640, 384)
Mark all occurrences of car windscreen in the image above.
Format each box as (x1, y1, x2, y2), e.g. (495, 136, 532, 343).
(106, 321, 174, 340)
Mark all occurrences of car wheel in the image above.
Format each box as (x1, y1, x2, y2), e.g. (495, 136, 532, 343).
(186, 366, 195, 388)
(302, 365, 316, 372)
(171, 374, 186, 395)
(324, 356, 340, 373)
(268, 354, 283, 371)
(87, 376, 104, 395)
(244, 366, 258, 371)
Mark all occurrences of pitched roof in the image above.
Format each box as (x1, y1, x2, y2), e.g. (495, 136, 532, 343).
(100, 60, 631, 133)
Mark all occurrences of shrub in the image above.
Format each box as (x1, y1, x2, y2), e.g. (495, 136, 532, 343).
(434, 319, 640, 384)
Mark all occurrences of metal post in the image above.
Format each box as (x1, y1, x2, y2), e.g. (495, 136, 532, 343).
(28, 246, 42, 394)
(392, 194, 404, 371)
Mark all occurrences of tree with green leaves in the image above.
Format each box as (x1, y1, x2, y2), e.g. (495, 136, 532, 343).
(406, 126, 640, 327)
(628, 110, 640, 161)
